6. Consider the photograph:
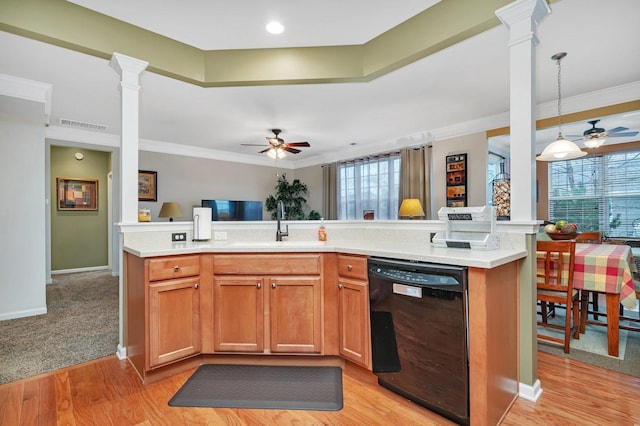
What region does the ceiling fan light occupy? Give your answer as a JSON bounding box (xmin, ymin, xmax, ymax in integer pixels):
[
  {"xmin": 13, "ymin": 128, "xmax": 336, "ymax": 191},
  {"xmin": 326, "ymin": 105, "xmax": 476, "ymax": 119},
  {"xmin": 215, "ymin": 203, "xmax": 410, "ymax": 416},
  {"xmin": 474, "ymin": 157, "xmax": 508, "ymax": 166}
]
[
  {"xmin": 583, "ymin": 137, "xmax": 606, "ymax": 149},
  {"xmin": 537, "ymin": 136, "xmax": 587, "ymax": 161},
  {"xmin": 267, "ymin": 148, "xmax": 286, "ymax": 159}
]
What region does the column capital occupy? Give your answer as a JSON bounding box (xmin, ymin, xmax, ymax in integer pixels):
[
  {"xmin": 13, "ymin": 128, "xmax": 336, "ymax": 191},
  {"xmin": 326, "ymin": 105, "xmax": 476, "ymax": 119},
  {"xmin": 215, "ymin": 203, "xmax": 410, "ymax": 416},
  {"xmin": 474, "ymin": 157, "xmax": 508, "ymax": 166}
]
[
  {"xmin": 495, "ymin": 0, "xmax": 550, "ymax": 29},
  {"xmin": 110, "ymin": 53, "xmax": 148, "ymax": 90}
]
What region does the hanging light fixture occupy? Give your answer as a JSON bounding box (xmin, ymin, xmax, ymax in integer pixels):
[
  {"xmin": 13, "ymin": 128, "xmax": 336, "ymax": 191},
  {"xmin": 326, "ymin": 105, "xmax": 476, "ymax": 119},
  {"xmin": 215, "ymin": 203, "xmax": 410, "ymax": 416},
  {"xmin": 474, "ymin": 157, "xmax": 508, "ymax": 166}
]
[{"xmin": 536, "ymin": 52, "xmax": 587, "ymax": 162}]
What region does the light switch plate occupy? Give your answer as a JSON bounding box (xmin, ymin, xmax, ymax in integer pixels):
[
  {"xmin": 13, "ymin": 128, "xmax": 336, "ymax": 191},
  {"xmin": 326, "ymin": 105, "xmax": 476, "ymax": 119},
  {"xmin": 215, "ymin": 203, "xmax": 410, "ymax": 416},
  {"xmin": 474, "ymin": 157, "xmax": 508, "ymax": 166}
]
[{"xmin": 172, "ymin": 232, "xmax": 187, "ymax": 242}]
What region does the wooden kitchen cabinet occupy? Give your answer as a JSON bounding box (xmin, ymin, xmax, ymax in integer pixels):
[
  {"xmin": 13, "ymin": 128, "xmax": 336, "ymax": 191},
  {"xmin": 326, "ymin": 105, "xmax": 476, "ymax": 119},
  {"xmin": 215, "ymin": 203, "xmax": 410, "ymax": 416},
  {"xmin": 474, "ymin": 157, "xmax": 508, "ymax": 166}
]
[
  {"xmin": 149, "ymin": 276, "xmax": 201, "ymax": 366},
  {"xmin": 213, "ymin": 276, "xmax": 264, "ymax": 352},
  {"xmin": 125, "ymin": 253, "xmax": 204, "ymax": 379},
  {"xmin": 337, "ymin": 254, "xmax": 371, "ymax": 368},
  {"xmin": 212, "ymin": 254, "xmax": 323, "ymax": 354}
]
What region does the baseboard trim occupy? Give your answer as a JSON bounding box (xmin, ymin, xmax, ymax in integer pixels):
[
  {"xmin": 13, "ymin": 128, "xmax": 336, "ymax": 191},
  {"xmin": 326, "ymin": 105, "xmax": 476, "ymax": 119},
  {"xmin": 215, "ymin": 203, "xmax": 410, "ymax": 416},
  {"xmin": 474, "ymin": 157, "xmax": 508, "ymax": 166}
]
[
  {"xmin": 51, "ymin": 266, "xmax": 110, "ymax": 275},
  {"xmin": 0, "ymin": 307, "xmax": 47, "ymax": 321},
  {"xmin": 116, "ymin": 344, "xmax": 127, "ymax": 360},
  {"xmin": 519, "ymin": 379, "xmax": 543, "ymax": 401}
]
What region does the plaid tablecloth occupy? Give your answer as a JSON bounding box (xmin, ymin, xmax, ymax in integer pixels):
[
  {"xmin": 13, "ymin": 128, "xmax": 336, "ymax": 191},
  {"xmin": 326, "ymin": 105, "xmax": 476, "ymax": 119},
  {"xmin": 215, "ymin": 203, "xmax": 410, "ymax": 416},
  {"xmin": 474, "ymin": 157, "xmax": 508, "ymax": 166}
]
[{"xmin": 574, "ymin": 243, "xmax": 637, "ymax": 310}]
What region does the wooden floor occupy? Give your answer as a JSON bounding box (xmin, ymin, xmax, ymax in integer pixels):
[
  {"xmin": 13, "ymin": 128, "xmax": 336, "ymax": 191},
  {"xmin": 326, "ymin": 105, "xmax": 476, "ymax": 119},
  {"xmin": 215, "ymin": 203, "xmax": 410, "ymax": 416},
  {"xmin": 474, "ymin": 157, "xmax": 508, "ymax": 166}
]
[{"xmin": 1, "ymin": 351, "xmax": 639, "ymax": 425}]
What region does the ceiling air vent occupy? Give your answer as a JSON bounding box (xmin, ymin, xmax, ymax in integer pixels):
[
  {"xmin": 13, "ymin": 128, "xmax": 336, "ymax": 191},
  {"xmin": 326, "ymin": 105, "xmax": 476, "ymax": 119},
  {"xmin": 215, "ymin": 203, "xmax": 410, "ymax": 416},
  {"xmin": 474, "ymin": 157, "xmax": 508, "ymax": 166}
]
[{"xmin": 60, "ymin": 118, "xmax": 108, "ymax": 132}]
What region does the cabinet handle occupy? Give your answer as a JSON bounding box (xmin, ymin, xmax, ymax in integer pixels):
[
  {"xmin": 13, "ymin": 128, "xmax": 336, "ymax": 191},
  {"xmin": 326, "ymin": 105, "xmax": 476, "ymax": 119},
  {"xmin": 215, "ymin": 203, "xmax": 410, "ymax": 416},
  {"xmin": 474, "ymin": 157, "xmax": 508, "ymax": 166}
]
[
  {"xmin": 173, "ymin": 265, "xmax": 180, "ymax": 272},
  {"xmin": 338, "ymin": 283, "xmax": 343, "ymax": 289},
  {"xmin": 194, "ymin": 283, "xmax": 199, "ymax": 289},
  {"xmin": 256, "ymin": 282, "xmax": 261, "ymax": 289},
  {"xmin": 271, "ymin": 282, "xmax": 276, "ymax": 289},
  {"xmin": 347, "ymin": 265, "xmax": 353, "ymax": 271}
]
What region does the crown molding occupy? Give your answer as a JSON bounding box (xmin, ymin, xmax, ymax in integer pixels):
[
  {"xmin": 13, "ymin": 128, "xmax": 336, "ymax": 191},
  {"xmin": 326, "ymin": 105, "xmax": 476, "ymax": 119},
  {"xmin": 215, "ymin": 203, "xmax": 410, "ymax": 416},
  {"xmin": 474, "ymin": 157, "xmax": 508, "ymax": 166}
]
[{"xmin": 0, "ymin": 73, "xmax": 52, "ymax": 125}]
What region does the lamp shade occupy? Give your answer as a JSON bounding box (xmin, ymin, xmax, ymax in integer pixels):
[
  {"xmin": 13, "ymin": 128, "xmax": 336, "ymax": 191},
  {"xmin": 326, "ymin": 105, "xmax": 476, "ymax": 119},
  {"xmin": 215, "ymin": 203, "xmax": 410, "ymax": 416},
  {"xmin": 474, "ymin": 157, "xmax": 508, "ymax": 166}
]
[
  {"xmin": 158, "ymin": 202, "xmax": 183, "ymax": 221},
  {"xmin": 536, "ymin": 136, "xmax": 587, "ymax": 162},
  {"xmin": 398, "ymin": 198, "xmax": 425, "ymax": 218}
]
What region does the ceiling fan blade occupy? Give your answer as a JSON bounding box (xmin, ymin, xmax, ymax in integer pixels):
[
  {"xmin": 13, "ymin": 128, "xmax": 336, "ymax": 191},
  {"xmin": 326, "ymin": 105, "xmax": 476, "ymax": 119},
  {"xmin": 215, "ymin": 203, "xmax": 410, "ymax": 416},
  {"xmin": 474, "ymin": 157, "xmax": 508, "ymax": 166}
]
[
  {"xmin": 607, "ymin": 126, "xmax": 630, "ymax": 134},
  {"xmin": 565, "ymin": 134, "xmax": 584, "ymax": 139},
  {"xmin": 259, "ymin": 148, "xmax": 273, "ymax": 154},
  {"xmin": 607, "ymin": 131, "xmax": 639, "ymax": 137},
  {"xmin": 286, "ymin": 142, "xmax": 310, "ymax": 147},
  {"xmin": 242, "ymin": 143, "xmax": 269, "ymax": 147},
  {"xmin": 283, "ymin": 146, "xmax": 301, "ymax": 154}
]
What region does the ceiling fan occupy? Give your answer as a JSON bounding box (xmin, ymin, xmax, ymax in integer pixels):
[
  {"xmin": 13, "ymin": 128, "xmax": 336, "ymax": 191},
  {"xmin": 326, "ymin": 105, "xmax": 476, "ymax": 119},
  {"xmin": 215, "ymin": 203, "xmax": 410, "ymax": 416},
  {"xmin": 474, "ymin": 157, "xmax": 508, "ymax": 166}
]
[
  {"xmin": 242, "ymin": 129, "xmax": 311, "ymax": 155},
  {"xmin": 568, "ymin": 119, "xmax": 639, "ymax": 148}
]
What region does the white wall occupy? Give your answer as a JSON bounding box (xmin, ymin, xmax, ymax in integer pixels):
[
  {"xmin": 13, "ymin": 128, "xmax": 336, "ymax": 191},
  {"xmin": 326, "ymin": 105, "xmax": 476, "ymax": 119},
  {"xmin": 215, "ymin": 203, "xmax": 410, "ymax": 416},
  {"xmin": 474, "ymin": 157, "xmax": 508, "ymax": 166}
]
[
  {"xmin": 0, "ymin": 96, "xmax": 47, "ymax": 320},
  {"xmin": 431, "ymin": 132, "xmax": 489, "ymax": 216}
]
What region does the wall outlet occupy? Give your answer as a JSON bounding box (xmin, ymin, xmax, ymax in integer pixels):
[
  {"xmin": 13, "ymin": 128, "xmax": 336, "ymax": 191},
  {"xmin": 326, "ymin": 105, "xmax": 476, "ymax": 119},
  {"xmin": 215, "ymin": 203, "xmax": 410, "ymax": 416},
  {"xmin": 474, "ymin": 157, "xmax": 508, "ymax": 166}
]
[
  {"xmin": 214, "ymin": 231, "xmax": 227, "ymax": 241},
  {"xmin": 172, "ymin": 232, "xmax": 187, "ymax": 242}
]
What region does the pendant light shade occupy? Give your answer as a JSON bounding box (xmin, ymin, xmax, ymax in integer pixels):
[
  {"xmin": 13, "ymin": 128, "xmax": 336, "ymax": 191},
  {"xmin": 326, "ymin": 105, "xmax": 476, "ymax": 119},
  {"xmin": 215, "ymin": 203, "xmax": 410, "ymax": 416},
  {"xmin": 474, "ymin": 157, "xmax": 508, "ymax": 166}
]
[
  {"xmin": 536, "ymin": 52, "xmax": 586, "ymax": 162},
  {"xmin": 537, "ymin": 135, "xmax": 587, "ymax": 161}
]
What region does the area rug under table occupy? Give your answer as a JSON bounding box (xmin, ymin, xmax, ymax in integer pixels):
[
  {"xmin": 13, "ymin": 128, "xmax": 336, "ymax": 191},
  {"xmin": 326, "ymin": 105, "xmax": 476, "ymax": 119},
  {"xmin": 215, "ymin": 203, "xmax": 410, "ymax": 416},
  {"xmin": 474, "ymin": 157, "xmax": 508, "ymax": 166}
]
[{"xmin": 169, "ymin": 364, "xmax": 343, "ymax": 411}]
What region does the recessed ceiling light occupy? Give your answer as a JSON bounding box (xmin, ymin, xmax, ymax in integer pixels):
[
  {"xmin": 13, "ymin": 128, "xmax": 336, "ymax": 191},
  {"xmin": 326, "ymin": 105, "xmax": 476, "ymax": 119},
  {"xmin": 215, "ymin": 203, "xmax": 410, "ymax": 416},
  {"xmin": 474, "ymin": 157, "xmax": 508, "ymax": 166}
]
[{"xmin": 266, "ymin": 21, "xmax": 284, "ymax": 35}]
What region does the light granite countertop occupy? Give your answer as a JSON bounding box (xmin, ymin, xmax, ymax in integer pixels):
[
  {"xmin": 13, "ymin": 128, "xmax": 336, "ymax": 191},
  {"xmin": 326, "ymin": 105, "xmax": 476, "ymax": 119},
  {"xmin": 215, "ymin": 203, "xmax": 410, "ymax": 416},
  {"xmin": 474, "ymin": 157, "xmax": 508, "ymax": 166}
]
[{"xmin": 123, "ymin": 239, "xmax": 527, "ymax": 269}]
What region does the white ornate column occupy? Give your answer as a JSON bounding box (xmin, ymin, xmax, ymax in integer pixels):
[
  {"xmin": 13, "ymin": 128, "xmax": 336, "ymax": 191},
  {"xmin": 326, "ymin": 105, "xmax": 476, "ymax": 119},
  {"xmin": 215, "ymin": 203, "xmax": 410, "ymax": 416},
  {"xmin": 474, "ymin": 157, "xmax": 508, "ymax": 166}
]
[
  {"xmin": 110, "ymin": 52, "xmax": 148, "ymax": 360},
  {"xmin": 110, "ymin": 53, "xmax": 148, "ymax": 223},
  {"xmin": 496, "ymin": 0, "xmax": 550, "ymax": 403},
  {"xmin": 496, "ymin": 0, "xmax": 549, "ymax": 222}
]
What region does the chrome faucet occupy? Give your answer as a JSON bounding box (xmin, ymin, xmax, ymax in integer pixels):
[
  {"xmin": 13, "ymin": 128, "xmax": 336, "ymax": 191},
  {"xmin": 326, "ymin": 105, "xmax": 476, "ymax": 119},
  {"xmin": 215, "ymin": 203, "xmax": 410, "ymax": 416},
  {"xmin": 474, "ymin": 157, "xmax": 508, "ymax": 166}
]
[{"xmin": 276, "ymin": 200, "xmax": 289, "ymax": 241}]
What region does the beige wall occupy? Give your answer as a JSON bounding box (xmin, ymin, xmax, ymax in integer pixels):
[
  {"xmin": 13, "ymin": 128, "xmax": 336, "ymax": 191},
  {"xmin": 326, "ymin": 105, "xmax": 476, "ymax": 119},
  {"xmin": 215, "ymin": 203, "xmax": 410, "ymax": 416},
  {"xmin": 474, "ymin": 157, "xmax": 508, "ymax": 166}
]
[
  {"xmin": 292, "ymin": 165, "xmax": 323, "ymax": 216},
  {"xmin": 430, "ymin": 132, "xmax": 488, "ymax": 216},
  {"xmin": 139, "ymin": 151, "xmax": 289, "ymax": 221},
  {"xmin": 50, "ymin": 146, "xmax": 110, "ymax": 270}
]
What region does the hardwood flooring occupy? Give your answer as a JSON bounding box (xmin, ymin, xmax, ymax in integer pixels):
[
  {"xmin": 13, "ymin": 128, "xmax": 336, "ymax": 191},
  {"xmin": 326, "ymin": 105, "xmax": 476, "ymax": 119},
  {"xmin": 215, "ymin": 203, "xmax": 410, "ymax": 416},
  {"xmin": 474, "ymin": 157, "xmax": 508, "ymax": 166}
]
[{"xmin": 1, "ymin": 351, "xmax": 639, "ymax": 425}]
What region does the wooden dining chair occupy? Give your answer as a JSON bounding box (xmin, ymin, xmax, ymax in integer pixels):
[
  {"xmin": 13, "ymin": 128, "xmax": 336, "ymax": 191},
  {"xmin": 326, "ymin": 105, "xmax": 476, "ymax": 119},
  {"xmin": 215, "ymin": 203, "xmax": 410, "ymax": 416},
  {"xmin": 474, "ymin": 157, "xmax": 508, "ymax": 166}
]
[
  {"xmin": 575, "ymin": 232, "xmax": 603, "ymax": 319},
  {"xmin": 536, "ymin": 240, "xmax": 584, "ymax": 353}
]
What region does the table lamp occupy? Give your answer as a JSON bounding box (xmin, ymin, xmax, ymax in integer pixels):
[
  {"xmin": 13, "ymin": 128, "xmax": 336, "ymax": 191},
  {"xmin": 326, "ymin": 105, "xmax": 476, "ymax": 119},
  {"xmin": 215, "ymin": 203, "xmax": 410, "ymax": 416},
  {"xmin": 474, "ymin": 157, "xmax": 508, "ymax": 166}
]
[
  {"xmin": 158, "ymin": 202, "xmax": 183, "ymax": 222},
  {"xmin": 398, "ymin": 198, "xmax": 425, "ymax": 219}
]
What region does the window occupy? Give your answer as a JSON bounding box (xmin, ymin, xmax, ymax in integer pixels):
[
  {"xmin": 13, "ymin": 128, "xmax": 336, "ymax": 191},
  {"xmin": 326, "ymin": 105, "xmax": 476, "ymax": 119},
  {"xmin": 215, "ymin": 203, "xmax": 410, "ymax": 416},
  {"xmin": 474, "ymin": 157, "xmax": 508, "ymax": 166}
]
[
  {"xmin": 337, "ymin": 154, "xmax": 401, "ymax": 220},
  {"xmin": 548, "ymin": 149, "xmax": 640, "ymax": 237}
]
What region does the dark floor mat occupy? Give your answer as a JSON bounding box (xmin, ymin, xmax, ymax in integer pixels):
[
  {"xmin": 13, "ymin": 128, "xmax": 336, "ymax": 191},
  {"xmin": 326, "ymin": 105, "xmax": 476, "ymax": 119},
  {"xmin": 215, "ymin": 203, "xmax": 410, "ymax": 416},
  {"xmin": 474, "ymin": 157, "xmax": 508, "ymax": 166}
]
[{"xmin": 169, "ymin": 364, "xmax": 343, "ymax": 411}]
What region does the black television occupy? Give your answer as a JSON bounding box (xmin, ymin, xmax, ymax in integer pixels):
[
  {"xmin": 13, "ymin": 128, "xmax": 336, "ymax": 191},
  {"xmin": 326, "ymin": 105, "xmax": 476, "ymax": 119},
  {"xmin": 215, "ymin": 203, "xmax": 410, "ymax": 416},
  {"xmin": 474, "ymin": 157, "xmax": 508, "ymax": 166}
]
[{"xmin": 201, "ymin": 200, "xmax": 263, "ymax": 221}]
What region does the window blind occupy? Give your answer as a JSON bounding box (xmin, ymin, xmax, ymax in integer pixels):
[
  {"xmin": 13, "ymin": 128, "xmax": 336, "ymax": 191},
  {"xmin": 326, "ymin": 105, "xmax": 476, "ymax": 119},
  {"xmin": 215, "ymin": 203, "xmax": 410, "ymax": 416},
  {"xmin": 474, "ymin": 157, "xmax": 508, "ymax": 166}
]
[
  {"xmin": 548, "ymin": 149, "xmax": 640, "ymax": 237},
  {"xmin": 337, "ymin": 154, "xmax": 401, "ymax": 220}
]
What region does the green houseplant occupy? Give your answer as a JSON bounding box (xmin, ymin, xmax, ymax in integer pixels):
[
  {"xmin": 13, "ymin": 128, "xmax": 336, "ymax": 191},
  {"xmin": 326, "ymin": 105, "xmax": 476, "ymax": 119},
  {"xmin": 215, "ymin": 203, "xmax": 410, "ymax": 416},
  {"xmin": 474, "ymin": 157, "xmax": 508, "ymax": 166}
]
[{"xmin": 265, "ymin": 173, "xmax": 320, "ymax": 220}]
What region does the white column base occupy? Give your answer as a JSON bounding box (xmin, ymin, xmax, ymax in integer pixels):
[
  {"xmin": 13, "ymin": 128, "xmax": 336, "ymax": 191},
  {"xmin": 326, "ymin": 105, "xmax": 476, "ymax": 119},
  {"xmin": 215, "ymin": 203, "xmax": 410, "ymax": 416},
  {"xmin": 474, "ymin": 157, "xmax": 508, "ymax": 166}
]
[
  {"xmin": 116, "ymin": 344, "xmax": 127, "ymax": 360},
  {"xmin": 519, "ymin": 379, "xmax": 543, "ymax": 401}
]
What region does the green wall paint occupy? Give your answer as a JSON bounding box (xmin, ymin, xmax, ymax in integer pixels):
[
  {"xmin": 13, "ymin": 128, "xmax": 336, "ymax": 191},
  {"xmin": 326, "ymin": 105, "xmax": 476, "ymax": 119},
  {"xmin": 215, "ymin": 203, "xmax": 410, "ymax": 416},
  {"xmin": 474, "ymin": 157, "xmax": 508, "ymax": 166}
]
[
  {"xmin": 50, "ymin": 146, "xmax": 109, "ymax": 270},
  {"xmin": 0, "ymin": 0, "xmax": 512, "ymax": 87}
]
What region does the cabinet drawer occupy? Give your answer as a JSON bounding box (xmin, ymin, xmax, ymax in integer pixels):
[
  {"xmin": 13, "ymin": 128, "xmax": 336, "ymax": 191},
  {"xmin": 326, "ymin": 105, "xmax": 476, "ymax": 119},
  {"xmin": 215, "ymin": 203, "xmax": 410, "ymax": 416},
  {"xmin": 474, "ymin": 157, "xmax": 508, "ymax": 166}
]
[
  {"xmin": 337, "ymin": 254, "xmax": 368, "ymax": 280},
  {"xmin": 213, "ymin": 254, "xmax": 321, "ymax": 275},
  {"xmin": 148, "ymin": 255, "xmax": 200, "ymax": 281}
]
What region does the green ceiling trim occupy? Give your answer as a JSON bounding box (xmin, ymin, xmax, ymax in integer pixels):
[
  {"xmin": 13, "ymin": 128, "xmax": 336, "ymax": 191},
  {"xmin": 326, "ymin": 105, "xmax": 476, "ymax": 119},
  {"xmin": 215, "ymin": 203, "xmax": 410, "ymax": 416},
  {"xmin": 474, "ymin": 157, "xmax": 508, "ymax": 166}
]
[{"xmin": 1, "ymin": 0, "xmax": 512, "ymax": 87}]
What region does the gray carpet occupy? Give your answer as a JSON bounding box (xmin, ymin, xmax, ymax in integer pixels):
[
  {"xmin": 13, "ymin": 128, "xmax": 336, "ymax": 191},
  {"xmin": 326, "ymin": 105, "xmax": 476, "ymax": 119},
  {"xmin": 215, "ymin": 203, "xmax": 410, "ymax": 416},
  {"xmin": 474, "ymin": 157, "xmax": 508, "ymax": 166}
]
[
  {"xmin": 0, "ymin": 270, "xmax": 118, "ymax": 384},
  {"xmin": 169, "ymin": 364, "xmax": 343, "ymax": 411},
  {"xmin": 537, "ymin": 307, "xmax": 640, "ymax": 377}
]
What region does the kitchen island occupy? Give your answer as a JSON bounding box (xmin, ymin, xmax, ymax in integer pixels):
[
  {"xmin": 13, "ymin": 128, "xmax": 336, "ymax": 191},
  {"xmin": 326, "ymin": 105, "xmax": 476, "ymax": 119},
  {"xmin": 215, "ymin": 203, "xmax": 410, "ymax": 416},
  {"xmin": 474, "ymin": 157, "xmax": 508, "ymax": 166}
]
[{"xmin": 124, "ymin": 233, "xmax": 526, "ymax": 426}]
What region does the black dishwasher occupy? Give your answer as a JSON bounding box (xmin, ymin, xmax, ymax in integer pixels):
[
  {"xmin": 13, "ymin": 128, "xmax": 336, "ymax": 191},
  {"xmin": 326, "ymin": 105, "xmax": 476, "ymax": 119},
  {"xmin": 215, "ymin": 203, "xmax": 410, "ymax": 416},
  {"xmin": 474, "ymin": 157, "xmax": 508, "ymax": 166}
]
[{"xmin": 368, "ymin": 257, "xmax": 469, "ymax": 425}]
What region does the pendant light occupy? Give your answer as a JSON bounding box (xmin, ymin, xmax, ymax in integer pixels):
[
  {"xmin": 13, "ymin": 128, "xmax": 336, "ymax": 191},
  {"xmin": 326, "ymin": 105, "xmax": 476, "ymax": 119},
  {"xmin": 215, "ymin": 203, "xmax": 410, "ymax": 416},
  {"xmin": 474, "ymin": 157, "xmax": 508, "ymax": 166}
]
[{"xmin": 536, "ymin": 52, "xmax": 587, "ymax": 162}]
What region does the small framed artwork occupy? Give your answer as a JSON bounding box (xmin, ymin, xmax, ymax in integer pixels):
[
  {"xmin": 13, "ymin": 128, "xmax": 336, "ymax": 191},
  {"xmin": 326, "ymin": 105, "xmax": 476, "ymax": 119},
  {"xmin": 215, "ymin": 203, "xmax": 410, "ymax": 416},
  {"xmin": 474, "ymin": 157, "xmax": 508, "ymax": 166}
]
[
  {"xmin": 138, "ymin": 170, "xmax": 157, "ymax": 201},
  {"xmin": 57, "ymin": 177, "xmax": 98, "ymax": 211}
]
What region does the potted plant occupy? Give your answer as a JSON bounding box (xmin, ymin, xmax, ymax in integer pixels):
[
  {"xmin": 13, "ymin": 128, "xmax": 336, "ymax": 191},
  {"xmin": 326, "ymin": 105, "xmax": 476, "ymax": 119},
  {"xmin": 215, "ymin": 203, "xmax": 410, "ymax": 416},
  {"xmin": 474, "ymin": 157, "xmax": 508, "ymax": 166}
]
[{"xmin": 265, "ymin": 173, "xmax": 320, "ymax": 220}]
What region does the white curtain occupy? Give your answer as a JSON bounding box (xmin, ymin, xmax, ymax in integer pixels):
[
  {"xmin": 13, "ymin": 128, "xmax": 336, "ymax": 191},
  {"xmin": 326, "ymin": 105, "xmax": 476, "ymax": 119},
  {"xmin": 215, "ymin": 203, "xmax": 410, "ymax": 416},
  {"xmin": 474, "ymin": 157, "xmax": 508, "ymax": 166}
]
[{"xmin": 321, "ymin": 163, "xmax": 338, "ymax": 220}]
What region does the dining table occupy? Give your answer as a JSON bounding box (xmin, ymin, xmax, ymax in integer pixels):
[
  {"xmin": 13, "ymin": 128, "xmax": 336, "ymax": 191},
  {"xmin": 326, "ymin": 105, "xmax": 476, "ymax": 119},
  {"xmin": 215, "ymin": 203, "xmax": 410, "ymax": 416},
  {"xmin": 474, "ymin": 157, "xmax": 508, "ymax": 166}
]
[{"xmin": 573, "ymin": 243, "xmax": 637, "ymax": 357}]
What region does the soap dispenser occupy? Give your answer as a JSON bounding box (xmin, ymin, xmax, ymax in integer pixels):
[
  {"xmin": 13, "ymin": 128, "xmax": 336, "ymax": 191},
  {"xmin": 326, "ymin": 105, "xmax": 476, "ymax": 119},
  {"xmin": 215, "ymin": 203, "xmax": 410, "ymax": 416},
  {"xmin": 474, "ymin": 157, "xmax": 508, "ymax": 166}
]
[{"xmin": 318, "ymin": 218, "xmax": 327, "ymax": 242}]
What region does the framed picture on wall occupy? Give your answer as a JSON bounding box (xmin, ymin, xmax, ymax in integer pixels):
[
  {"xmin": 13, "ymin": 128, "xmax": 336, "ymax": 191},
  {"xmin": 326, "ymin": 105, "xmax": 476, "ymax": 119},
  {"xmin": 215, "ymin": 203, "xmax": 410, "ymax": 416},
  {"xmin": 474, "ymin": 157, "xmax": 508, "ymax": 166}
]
[
  {"xmin": 138, "ymin": 170, "xmax": 157, "ymax": 201},
  {"xmin": 57, "ymin": 177, "xmax": 98, "ymax": 211},
  {"xmin": 445, "ymin": 154, "xmax": 467, "ymax": 207}
]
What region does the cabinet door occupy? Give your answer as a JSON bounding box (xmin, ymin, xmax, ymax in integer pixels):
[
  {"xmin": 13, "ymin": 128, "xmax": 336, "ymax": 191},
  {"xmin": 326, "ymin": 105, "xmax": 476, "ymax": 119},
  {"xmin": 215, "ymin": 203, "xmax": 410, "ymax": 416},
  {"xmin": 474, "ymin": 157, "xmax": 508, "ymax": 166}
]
[
  {"xmin": 269, "ymin": 276, "xmax": 322, "ymax": 353},
  {"xmin": 338, "ymin": 278, "xmax": 370, "ymax": 368},
  {"xmin": 213, "ymin": 276, "xmax": 264, "ymax": 352},
  {"xmin": 148, "ymin": 277, "xmax": 201, "ymax": 367}
]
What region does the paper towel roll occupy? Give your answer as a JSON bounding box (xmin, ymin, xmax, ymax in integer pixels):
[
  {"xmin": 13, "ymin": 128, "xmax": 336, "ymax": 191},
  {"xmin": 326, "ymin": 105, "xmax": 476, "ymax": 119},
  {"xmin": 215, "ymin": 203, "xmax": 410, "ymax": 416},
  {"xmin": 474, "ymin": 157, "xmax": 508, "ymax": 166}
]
[{"xmin": 192, "ymin": 207, "xmax": 212, "ymax": 241}]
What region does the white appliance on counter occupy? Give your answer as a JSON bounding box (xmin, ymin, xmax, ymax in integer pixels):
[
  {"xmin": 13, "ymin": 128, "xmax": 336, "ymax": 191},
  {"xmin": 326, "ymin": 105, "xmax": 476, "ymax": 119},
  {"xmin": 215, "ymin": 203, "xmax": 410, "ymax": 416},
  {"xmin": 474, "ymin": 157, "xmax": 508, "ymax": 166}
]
[
  {"xmin": 432, "ymin": 206, "xmax": 499, "ymax": 250},
  {"xmin": 192, "ymin": 207, "xmax": 212, "ymax": 241}
]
